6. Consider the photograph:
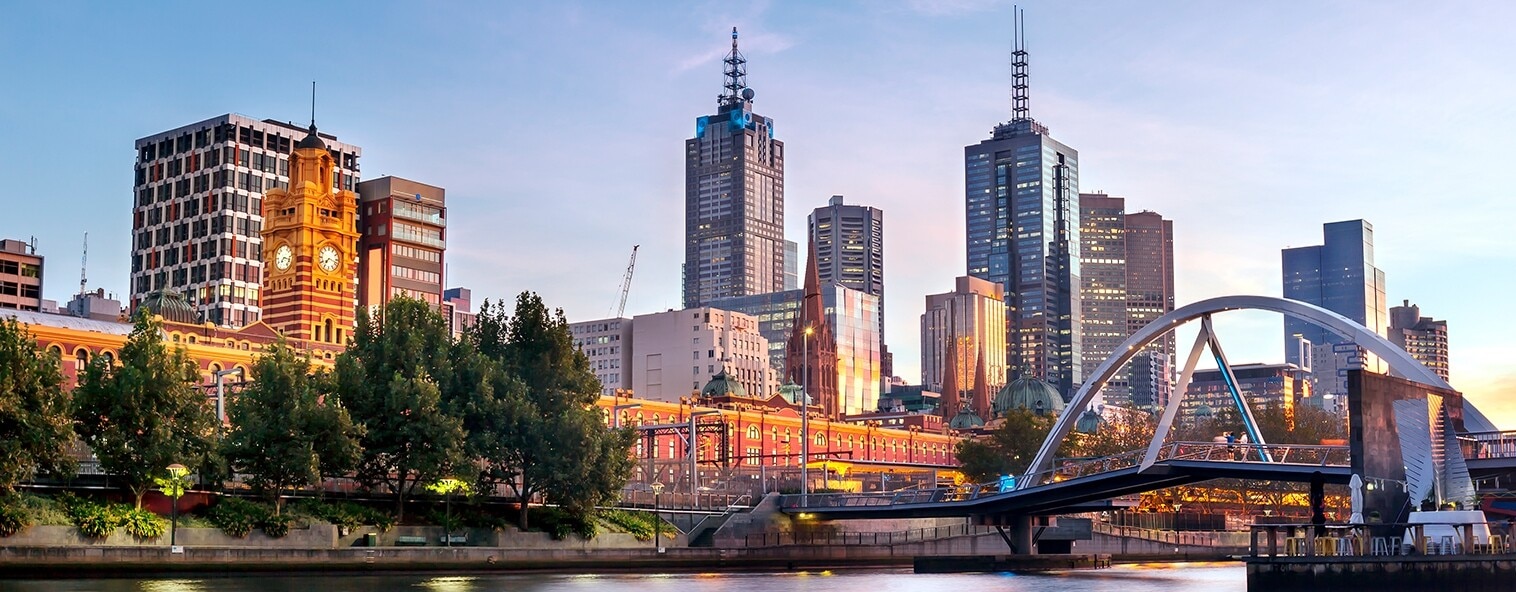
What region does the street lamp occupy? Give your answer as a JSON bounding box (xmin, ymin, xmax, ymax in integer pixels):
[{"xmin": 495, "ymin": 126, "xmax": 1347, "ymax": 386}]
[
  {"xmin": 650, "ymin": 481, "xmax": 665, "ymax": 554},
  {"xmin": 801, "ymin": 324, "xmax": 814, "ymax": 508},
  {"xmin": 213, "ymin": 367, "xmax": 243, "ymax": 424},
  {"xmin": 164, "ymin": 463, "xmax": 188, "ymax": 548}
]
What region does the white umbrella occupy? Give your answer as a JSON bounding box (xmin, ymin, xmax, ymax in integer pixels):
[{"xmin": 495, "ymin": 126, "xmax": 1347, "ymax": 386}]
[{"xmin": 1349, "ymin": 474, "xmax": 1365, "ymax": 524}]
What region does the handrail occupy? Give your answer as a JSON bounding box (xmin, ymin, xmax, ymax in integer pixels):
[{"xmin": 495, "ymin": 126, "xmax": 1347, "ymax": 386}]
[{"xmin": 1249, "ymin": 521, "xmax": 1516, "ymax": 558}]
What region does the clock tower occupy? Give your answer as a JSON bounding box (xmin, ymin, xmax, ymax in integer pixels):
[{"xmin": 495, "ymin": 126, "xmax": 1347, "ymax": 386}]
[{"xmin": 260, "ymin": 123, "xmax": 360, "ymax": 345}]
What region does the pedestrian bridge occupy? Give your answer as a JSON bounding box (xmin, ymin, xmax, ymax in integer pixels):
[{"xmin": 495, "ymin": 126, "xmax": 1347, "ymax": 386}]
[{"xmin": 780, "ymin": 441, "xmax": 1350, "ymax": 519}]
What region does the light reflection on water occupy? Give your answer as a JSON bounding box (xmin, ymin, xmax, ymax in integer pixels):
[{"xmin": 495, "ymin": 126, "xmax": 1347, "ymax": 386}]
[{"xmin": 0, "ymin": 563, "xmax": 1244, "ymax": 592}]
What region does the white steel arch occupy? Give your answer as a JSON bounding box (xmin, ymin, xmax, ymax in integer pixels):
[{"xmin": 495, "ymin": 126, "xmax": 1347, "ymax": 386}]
[{"xmin": 1021, "ymin": 295, "xmax": 1493, "ymax": 488}]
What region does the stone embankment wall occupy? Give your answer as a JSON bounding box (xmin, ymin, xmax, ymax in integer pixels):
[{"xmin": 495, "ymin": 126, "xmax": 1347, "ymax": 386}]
[{"xmin": 1, "ymin": 525, "xmax": 683, "ymax": 550}]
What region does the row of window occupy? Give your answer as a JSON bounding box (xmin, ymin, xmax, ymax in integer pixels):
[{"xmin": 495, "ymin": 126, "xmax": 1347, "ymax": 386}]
[{"xmin": 0, "ymin": 261, "xmax": 40, "ymax": 278}]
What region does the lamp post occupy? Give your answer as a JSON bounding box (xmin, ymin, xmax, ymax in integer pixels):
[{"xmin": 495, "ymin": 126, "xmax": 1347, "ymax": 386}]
[
  {"xmin": 165, "ymin": 463, "xmax": 188, "ymax": 548},
  {"xmin": 801, "ymin": 324, "xmax": 814, "ymax": 508},
  {"xmin": 213, "ymin": 367, "xmax": 243, "ymax": 425},
  {"xmin": 650, "ymin": 481, "xmax": 665, "ymax": 553}
]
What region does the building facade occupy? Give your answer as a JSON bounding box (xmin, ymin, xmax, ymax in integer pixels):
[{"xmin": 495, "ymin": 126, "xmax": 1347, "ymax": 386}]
[
  {"xmin": 356, "ymin": 176, "xmax": 446, "ymax": 311},
  {"xmin": 441, "ymin": 287, "xmax": 477, "ymax": 339},
  {"xmin": 1389, "ymin": 300, "xmax": 1449, "ymax": 383},
  {"xmin": 569, "ymin": 317, "xmax": 634, "ymax": 397},
  {"xmin": 920, "ymin": 276, "xmax": 1008, "ymax": 402},
  {"xmin": 709, "ymin": 283, "xmax": 882, "ymax": 417},
  {"xmin": 629, "ymin": 307, "xmax": 773, "ymax": 402},
  {"xmin": 809, "ymin": 195, "xmax": 884, "ymax": 314},
  {"xmin": 259, "ymin": 123, "xmax": 361, "ymax": 345},
  {"xmin": 1282, "ymin": 219, "xmax": 1388, "ymax": 401},
  {"xmin": 1123, "ymin": 209, "xmax": 1175, "ymax": 409},
  {"xmin": 683, "ymin": 29, "xmax": 785, "ymax": 308},
  {"xmin": 131, "ymin": 114, "xmax": 361, "ymax": 327},
  {"xmin": 0, "ymin": 239, "xmax": 43, "ymax": 312},
  {"xmin": 1180, "ymin": 363, "xmax": 1311, "ymax": 425}
]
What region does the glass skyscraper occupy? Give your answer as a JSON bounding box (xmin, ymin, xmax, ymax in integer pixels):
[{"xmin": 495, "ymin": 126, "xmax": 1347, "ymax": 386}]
[
  {"xmin": 965, "ymin": 118, "xmax": 1082, "ymax": 399},
  {"xmin": 1282, "ymin": 219, "xmax": 1388, "ymax": 404}
]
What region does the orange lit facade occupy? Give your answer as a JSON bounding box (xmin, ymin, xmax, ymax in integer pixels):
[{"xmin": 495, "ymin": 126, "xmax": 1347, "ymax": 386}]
[{"xmin": 597, "ymin": 395, "xmax": 960, "ymax": 468}]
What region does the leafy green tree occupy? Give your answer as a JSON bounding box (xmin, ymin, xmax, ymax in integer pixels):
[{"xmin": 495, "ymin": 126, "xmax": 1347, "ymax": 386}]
[
  {"xmin": 222, "ymin": 340, "xmax": 363, "ymax": 514},
  {"xmin": 461, "ymin": 293, "xmax": 636, "ymax": 529},
  {"xmin": 1070, "ymin": 409, "xmax": 1158, "ymax": 458},
  {"xmin": 955, "ymin": 408, "xmax": 1060, "ymax": 483},
  {"xmin": 73, "ymin": 313, "xmax": 216, "ymax": 508},
  {"xmin": 0, "ymin": 318, "xmax": 77, "ymax": 492},
  {"xmin": 1176, "ymin": 403, "xmax": 1345, "ymax": 446},
  {"xmin": 335, "ymin": 297, "xmax": 468, "ymax": 518}
]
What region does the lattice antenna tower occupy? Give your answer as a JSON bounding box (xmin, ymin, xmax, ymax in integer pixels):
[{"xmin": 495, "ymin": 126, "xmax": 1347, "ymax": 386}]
[
  {"xmin": 720, "ymin": 27, "xmax": 748, "ymax": 105},
  {"xmin": 1011, "ymin": 6, "xmax": 1030, "ymax": 122}
]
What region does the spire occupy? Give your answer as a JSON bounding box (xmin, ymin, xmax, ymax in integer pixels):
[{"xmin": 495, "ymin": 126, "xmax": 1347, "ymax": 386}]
[
  {"xmin": 1011, "ymin": 5, "xmax": 1030, "ymax": 122},
  {"xmin": 785, "ymin": 236, "xmax": 837, "ymax": 417},
  {"xmin": 940, "ymin": 339, "xmax": 961, "ymax": 420},
  {"xmin": 972, "ymin": 347, "xmax": 991, "ymax": 419},
  {"xmin": 721, "ymin": 27, "xmax": 750, "ymax": 106}
]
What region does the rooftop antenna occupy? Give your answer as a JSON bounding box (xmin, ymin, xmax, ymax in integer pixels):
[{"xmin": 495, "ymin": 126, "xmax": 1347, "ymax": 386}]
[
  {"xmin": 720, "ymin": 27, "xmax": 749, "ymax": 106},
  {"xmin": 310, "ymin": 81, "xmax": 317, "ymax": 128},
  {"xmin": 1011, "ymin": 5, "xmax": 1030, "ymax": 122},
  {"xmin": 79, "ymin": 232, "xmax": 88, "ymax": 297}
]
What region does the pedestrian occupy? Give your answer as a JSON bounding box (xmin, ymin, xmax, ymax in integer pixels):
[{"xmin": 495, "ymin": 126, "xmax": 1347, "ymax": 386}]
[{"xmin": 1225, "ymin": 432, "xmax": 1236, "ymax": 460}]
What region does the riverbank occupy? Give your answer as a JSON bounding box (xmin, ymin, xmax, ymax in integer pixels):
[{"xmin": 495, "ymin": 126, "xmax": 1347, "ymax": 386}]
[{"xmin": 0, "ymin": 545, "xmax": 1226, "ymax": 578}]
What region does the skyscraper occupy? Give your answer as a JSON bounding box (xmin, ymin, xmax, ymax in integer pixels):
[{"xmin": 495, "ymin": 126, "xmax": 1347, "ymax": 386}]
[
  {"xmin": 683, "ymin": 28, "xmax": 785, "ymax": 308},
  {"xmin": 964, "ymin": 10, "xmax": 1081, "ymax": 398},
  {"xmin": 1389, "ymin": 300, "xmax": 1449, "ymax": 383},
  {"xmin": 809, "ymin": 195, "xmax": 884, "ymax": 307},
  {"xmin": 1282, "ymin": 219, "xmax": 1388, "ymax": 402},
  {"xmin": 131, "ymin": 114, "xmax": 361, "ymax": 327},
  {"xmin": 1082, "ymin": 194, "xmax": 1177, "ymax": 409},
  {"xmin": 355, "ymin": 176, "xmax": 447, "ymax": 311},
  {"xmin": 920, "ymin": 276, "xmax": 1008, "ymax": 404}
]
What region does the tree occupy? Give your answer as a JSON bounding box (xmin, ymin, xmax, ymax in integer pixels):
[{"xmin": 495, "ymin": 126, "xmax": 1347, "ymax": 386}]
[
  {"xmin": 72, "ymin": 313, "xmax": 216, "ymax": 508},
  {"xmin": 334, "ymin": 298, "xmax": 468, "ymax": 518},
  {"xmin": 222, "ymin": 340, "xmax": 362, "ymax": 514},
  {"xmin": 1070, "ymin": 409, "xmax": 1158, "ymax": 458},
  {"xmin": 461, "ymin": 293, "xmax": 636, "ymax": 529},
  {"xmin": 955, "ymin": 409, "xmax": 1059, "ymax": 483},
  {"xmin": 1175, "ymin": 404, "xmax": 1345, "ymax": 446},
  {"xmin": 0, "ymin": 318, "xmax": 77, "ymax": 493}
]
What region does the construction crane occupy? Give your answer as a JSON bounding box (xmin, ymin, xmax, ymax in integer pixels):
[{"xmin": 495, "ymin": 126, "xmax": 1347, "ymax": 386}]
[{"xmin": 614, "ymin": 245, "xmax": 639, "ymax": 318}]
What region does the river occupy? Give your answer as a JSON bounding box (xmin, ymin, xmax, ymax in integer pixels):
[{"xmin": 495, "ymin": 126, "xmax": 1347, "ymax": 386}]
[{"xmin": 0, "ymin": 563, "xmax": 1244, "ymax": 592}]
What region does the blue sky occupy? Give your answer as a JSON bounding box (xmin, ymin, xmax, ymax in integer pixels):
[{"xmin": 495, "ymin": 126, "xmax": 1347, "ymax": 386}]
[{"xmin": 3, "ymin": 1, "xmax": 1513, "ymax": 422}]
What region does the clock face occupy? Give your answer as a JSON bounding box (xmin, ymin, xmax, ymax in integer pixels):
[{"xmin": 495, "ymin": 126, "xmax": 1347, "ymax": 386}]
[
  {"xmin": 318, "ymin": 246, "xmax": 341, "ymax": 272},
  {"xmin": 274, "ymin": 245, "xmax": 293, "ymax": 271}
]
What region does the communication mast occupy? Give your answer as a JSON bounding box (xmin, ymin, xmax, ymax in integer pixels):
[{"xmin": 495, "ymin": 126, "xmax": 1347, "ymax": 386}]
[{"xmin": 79, "ymin": 232, "xmax": 88, "ymax": 297}]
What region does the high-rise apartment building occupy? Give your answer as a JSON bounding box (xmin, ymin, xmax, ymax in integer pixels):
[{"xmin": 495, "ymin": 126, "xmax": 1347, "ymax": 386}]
[
  {"xmin": 920, "ymin": 276, "xmax": 1008, "ymax": 404},
  {"xmin": 356, "ymin": 176, "xmax": 446, "ymax": 311},
  {"xmin": 964, "ymin": 14, "xmax": 1081, "ymax": 398},
  {"xmin": 442, "ymin": 287, "xmax": 477, "ymax": 339},
  {"xmin": 1389, "ymin": 300, "xmax": 1449, "ymax": 383},
  {"xmin": 1282, "ymin": 220, "xmax": 1388, "ymax": 399},
  {"xmin": 1079, "ymin": 193, "xmax": 1176, "ymax": 409},
  {"xmin": 629, "ymin": 307, "xmax": 772, "ymax": 402},
  {"xmin": 569, "ymin": 317, "xmax": 633, "ymax": 397},
  {"xmin": 131, "ymin": 114, "xmax": 361, "ymax": 327},
  {"xmin": 683, "ymin": 29, "xmax": 785, "ymax": 308},
  {"xmin": 0, "ymin": 239, "xmax": 43, "ymax": 312}
]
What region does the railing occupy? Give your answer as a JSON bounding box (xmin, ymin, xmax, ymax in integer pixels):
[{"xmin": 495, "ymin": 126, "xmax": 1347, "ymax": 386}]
[
  {"xmin": 743, "ymin": 523, "xmax": 995, "ymax": 547},
  {"xmin": 688, "ymin": 494, "xmax": 752, "ymax": 537},
  {"xmin": 1460, "ymin": 430, "xmax": 1516, "ymax": 460},
  {"xmin": 780, "ymin": 442, "xmax": 1350, "ymax": 510},
  {"xmin": 616, "ymin": 489, "xmax": 753, "ymax": 513},
  {"xmin": 1249, "ymin": 522, "xmax": 1516, "ymax": 558},
  {"xmin": 1093, "ymin": 522, "xmax": 1252, "ymax": 548}
]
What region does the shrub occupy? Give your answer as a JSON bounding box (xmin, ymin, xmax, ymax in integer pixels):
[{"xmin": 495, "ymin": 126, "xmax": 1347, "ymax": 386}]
[
  {"xmin": 260, "ymin": 515, "xmax": 292, "ymax": 538},
  {"xmin": 207, "ymin": 498, "xmax": 268, "ymax": 538},
  {"xmin": 597, "ymin": 509, "xmax": 673, "ymax": 541},
  {"xmin": 74, "ymin": 507, "xmax": 119, "ymax": 539},
  {"xmin": 528, "ymin": 507, "xmax": 595, "ymax": 540},
  {"xmin": 121, "ymin": 509, "xmax": 166, "ymax": 539},
  {"xmin": 18, "ymin": 493, "xmax": 70, "ymax": 526},
  {"xmin": 0, "ymin": 495, "xmax": 30, "ymax": 537},
  {"xmin": 290, "ymin": 500, "xmax": 393, "ymax": 531}
]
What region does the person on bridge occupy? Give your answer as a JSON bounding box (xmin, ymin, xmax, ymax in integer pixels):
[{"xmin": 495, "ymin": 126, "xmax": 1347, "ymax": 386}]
[{"xmin": 1225, "ymin": 432, "xmax": 1237, "ymax": 460}]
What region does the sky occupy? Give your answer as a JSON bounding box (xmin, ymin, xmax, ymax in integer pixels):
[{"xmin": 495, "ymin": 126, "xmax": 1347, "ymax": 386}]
[{"xmin": 2, "ymin": 1, "xmax": 1514, "ymax": 423}]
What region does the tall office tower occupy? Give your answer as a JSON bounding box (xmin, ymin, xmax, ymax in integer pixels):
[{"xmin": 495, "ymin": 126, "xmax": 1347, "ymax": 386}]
[
  {"xmin": 783, "ymin": 240, "xmax": 799, "ymax": 291},
  {"xmin": 683, "ymin": 28, "xmax": 785, "ymax": 308},
  {"xmin": 1389, "ymin": 300, "xmax": 1449, "ymax": 382},
  {"xmin": 259, "ymin": 122, "xmax": 361, "ymax": 345},
  {"xmin": 356, "ymin": 176, "xmax": 446, "ymax": 311},
  {"xmin": 1123, "ymin": 209, "xmax": 1175, "ymax": 409},
  {"xmin": 1282, "ymin": 220, "xmax": 1388, "ymax": 400},
  {"xmin": 809, "ymin": 194, "xmax": 886, "ymax": 393},
  {"xmin": 920, "ymin": 276, "xmax": 1008, "ymax": 401},
  {"xmin": 1078, "ymin": 194, "xmax": 1128, "ymax": 404},
  {"xmin": 132, "ymin": 114, "xmax": 361, "ymax": 327},
  {"xmin": 0, "ymin": 239, "xmax": 43, "ymax": 312},
  {"xmin": 964, "ymin": 10, "xmax": 1081, "ymax": 398}
]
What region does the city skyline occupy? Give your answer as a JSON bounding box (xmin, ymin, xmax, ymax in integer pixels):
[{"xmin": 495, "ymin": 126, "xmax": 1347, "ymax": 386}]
[{"xmin": 2, "ymin": 2, "xmax": 1513, "ymax": 424}]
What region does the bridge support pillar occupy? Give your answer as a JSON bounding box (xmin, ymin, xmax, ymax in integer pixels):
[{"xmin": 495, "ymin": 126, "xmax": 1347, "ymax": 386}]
[{"xmin": 1006, "ymin": 515, "xmax": 1035, "ymax": 555}]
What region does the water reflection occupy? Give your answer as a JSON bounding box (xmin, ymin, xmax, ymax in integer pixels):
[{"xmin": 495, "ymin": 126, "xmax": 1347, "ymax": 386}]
[{"xmin": 0, "ymin": 563, "xmax": 1244, "ymax": 592}]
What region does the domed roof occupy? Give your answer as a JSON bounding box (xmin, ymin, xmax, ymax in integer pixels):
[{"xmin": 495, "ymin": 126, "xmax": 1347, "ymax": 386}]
[
  {"xmin": 948, "ymin": 407, "xmax": 985, "ymax": 430},
  {"xmin": 700, "ymin": 367, "xmax": 747, "ymax": 398},
  {"xmin": 137, "ymin": 289, "xmax": 198, "ymax": 324},
  {"xmin": 296, "ymin": 123, "xmax": 327, "ymax": 150},
  {"xmin": 994, "ymin": 376, "xmax": 1065, "ymax": 417},
  {"xmin": 1194, "ymin": 403, "xmax": 1214, "ymax": 418},
  {"xmin": 1075, "ymin": 409, "xmax": 1103, "ymax": 434}
]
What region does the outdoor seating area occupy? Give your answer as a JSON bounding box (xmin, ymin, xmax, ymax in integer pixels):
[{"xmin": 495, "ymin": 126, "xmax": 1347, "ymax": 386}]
[{"xmin": 1251, "ymin": 522, "xmax": 1516, "ymax": 558}]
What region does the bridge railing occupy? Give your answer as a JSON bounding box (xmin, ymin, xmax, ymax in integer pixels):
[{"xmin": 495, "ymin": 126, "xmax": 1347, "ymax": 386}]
[{"xmin": 743, "ymin": 523, "xmax": 996, "ymax": 547}]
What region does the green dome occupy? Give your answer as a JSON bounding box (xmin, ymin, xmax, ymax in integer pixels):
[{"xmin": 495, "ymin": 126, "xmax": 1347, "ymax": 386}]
[
  {"xmin": 948, "ymin": 407, "xmax": 985, "ymax": 430},
  {"xmin": 1075, "ymin": 409, "xmax": 1102, "ymax": 434},
  {"xmin": 138, "ymin": 289, "xmax": 198, "ymax": 324},
  {"xmin": 1194, "ymin": 403, "xmax": 1214, "ymax": 418},
  {"xmin": 994, "ymin": 376, "xmax": 1065, "ymax": 417},
  {"xmin": 701, "ymin": 368, "xmax": 747, "ymax": 398}
]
